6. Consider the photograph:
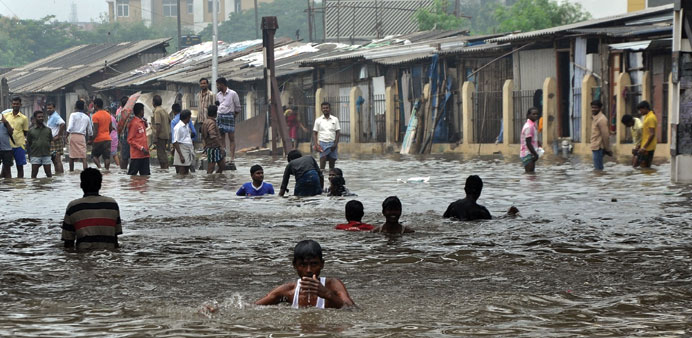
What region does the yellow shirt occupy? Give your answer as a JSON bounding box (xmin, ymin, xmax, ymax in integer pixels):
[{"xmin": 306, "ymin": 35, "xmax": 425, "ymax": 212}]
[
  {"xmin": 641, "ymin": 111, "xmax": 657, "ymax": 152},
  {"xmin": 631, "ymin": 117, "xmax": 643, "ymax": 147},
  {"xmin": 3, "ymin": 111, "xmax": 29, "ymax": 149}
]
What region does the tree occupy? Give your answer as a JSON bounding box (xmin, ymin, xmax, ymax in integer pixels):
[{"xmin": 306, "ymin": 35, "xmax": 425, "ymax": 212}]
[
  {"xmin": 414, "ymin": 0, "xmax": 468, "ymax": 31},
  {"xmin": 459, "ymin": 0, "xmax": 503, "ymax": 35},
  {"xmin": 199, "ymin": 0, "xmax": 324, "ymax": 43},
  {"xmin": 494, "ymin": 0, "xmax": 591, "ymax": 33}
]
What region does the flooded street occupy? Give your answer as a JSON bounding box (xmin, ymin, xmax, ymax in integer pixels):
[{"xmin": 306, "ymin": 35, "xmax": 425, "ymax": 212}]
[{"xmin": 1, "ymin": 154, "xmax": 691, "ymax": 337}]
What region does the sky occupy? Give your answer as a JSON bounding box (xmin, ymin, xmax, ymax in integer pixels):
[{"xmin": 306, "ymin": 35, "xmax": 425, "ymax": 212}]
[{"xmin": 0, "ymin": 0, "xmax": 629, "ymax": 22}]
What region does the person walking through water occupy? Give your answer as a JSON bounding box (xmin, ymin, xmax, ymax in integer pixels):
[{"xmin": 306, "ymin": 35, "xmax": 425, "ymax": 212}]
[
  {"xmin": 26, "ymin": 110, "xmax": 53, "ymax": 178},
  {"xmin": 67, "ymin": 100, "xmax": 93, "ymax": 172},
  {"xmin": 313, "ymin": 102, "xmax": 340, "ymax": 171},
  {"xmin": 126, "ymin": 103, "xmax": 150, "ymax": 176},
  {"xmin": 636, "ymin": 100, "xmax": 657, "ymax": 168},
  {"xmin": 3, "ymin": 97, "xmax": 29, "ymax": 178},
  {"xmin": 172, "ymin": 110, "xmax": 195, "ymax": 175},
  {"xmin": 215, "ymin": 77, "xmax": 241, "ymax": 170},
  {"xmin": 590, "ymin": 100, "xmax": 613, "ymax": 171},
  {"xmin": 279, "ymin": 150, "xmax": 323, "ymax": 197},
  {"xmin": 115, "ymin": 96, "xmax": 130, "ymax": 170},
  {"xmin": 151, "ymin": 95, "xmax": 171, "ymax": 169},
  {"xmin": 90, "ymin": 98, "xmax": 114, "ymax": 170},
  {"xmin": 520, "ymin": 107, "xmax": 540, "ymax": 173},
  {"xmin": 45, "ymin": 102, "xmax": 65, "ymax": 174}
]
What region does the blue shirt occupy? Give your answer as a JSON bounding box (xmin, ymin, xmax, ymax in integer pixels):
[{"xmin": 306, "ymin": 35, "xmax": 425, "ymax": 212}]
[
  {"xmin": 236, "ymin": 182, "xmax": 275, "ymax": 196},
  {"xmin": 0, "ymin": 121, "xmax": 11, "ymax": 151},
  {"xmin": 171, "ymin": 114, "xmax": 197, "ymax": 141}
]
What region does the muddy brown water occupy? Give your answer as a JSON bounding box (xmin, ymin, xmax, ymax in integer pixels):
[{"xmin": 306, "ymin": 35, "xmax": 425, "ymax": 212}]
[{"xmin": 1, "ymin": 154, "xmax": 691, "ymax": 337}]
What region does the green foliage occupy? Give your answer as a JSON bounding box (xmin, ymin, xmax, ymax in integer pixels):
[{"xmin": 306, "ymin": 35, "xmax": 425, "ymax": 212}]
[
  {"xmin": 414, "ymin": 0, "xmax": 468, "ymax": 31},
  {"xmin": 494, "ymin": 0, "xmax": 592, "ymax": 33},
  {"xmin": 199, "ymin": 0, "xmax": 324, "ymax": 43},
  {"xmin": 459, "ymin": 0, "xmax": 503, "ymax": 35}
]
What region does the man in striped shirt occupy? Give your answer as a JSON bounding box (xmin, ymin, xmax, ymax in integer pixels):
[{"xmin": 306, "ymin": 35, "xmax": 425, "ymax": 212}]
[{"xmin": 61, "ymin": 168, "xmax": 122, "ymax": 250}]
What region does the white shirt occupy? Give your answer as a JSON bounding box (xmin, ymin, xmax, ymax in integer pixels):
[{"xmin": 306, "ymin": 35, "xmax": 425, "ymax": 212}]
[
  {"xmin": 313, "ymin": 115, "xmax": 340, "ymax": 142},
  {"xmin": 46, "ymin": 111, "xmax": 65, "ymax": 137},
  {"xmin": 173, "ymin": 120, "xmax": 193, "ymax": 145},
  {"xmin": 216, "ymin": 88, "xmax": 241, "ymax": 115},
  {"xmin": 67, "ymin": 111, "xmax": 93, "ymax": 137}
]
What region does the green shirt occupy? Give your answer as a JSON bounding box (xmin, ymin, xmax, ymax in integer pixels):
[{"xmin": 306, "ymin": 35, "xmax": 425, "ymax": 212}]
[{"xmin": 27, "ymin": 125, "xmax": 53, "ymax": 157}]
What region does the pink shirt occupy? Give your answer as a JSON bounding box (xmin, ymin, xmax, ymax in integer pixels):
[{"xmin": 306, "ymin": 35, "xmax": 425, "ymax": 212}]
[{"xmin": 520, "ymin": 119, "xmax": 538, "ymax": 158}]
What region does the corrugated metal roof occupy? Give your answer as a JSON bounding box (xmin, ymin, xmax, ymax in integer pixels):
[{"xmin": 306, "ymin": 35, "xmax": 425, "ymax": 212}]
[
  {"xmin": 568, "ymin": 24, "xmax": 672, "ymax": 38},
  {"xmin": 487, "ymin": 4, "xmax": 673, "ymax": 43},
  {"xmin": 4, "ymin": 38, "xmax": 170, "ymax": 94},
  {"xmin": 325, "ymin": 0, "xmax": 434, "ymax": 39}
]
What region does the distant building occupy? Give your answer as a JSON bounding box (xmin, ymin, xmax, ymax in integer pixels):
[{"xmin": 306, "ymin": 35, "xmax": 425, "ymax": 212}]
[
  {"xmin": 628, "ymin": 0, "xmax": 674, "ymax": 12},
  {"xmin": 105, "ymin": 0, "xmax": 274, "ymax": 33}
]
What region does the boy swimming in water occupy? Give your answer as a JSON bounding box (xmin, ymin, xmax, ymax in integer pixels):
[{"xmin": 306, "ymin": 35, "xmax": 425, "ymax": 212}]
[
  {"xmin": 236, "ymin": 164, "xmax": 275, "ymax": 196},
  {"xmin": 335, "ymin": 200, "xmax": 374, "ymax": 231},
  {"xmin": 372, "ymin": 196, "xmax": 414, "ymax": 234},
  {"xmin": 255, "ymin": 240, "xmax": 355, "ymax": 309}
]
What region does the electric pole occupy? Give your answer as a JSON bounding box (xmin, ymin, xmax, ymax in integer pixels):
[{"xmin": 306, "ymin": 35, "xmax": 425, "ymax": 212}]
[{"xmin": 177, "ymin": 0, "xmax": 182, "ymax": 50}]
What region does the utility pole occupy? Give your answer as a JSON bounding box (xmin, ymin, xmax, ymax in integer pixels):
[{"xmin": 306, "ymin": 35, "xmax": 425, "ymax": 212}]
[
  {"xmin": 262, "ymin": 16, "xmax": 292, "ymax": 155},
  {"xmin": 176, "ymin": 0, "xmax": 182, "ymax": 50},
  {"xmin": 306, "ymin": 0, "xmax": 313, "ymax": 42},
  {"xmin": 454, "ymin": 0, "xmax": 460, "ymax": 18},
  {"xmin": 212, "ymin": 0, "xmax": 219, "ymax": 96},
  {"xmin": 254, "ymin": 0, "xmax": 259, "ymax": 39}
]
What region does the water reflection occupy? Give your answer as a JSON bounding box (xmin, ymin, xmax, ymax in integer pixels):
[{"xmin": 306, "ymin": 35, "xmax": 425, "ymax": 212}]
[{"xmin": 0, "ymin": 153, "xmax": 691, "ymax": 336}]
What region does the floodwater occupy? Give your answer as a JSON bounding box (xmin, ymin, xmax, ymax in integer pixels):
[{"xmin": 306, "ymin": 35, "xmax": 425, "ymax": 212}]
[{"xmin": 1, "ymin": 153, "xmax": 691, "ymax": 337}]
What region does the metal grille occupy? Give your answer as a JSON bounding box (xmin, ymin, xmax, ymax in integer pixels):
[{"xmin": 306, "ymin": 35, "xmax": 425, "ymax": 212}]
[
  {"xmin": 325, "ymin": 96, "xmax": 350, "ymax": 143},
  {"xmin": 472, "ymin": 91, "xmax": 503, "ymax": 143},
  {"xmin": 512, "ymin": 90, "xmax": 536, "ymax": 144},
  {"xmin": 571, "ymin": 87, "xmax": 582, "ymax": 142},
  {"xmin": 371, "ymin": 94, "xmax": 386, "ymax": 143}
]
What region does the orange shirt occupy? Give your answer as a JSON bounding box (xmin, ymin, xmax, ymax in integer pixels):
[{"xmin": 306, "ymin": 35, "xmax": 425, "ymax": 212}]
[{"xmin": 92, "ymin": 110, "xmax": 112, "ymax": 142}]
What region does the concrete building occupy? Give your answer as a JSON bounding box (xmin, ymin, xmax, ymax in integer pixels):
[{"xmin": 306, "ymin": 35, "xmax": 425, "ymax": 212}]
[
  {"xmin": 628, "ymin": 0, "xmax": 674, "ymax": 12},
  {"xmin": 105, "ymin": 0, "xmax": 273, "ymax": 33}
]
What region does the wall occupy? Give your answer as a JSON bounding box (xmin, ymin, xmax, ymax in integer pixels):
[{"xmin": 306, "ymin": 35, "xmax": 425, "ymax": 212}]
[{"xmin": 513, "ymin": 48, "xmax": 556, "ymax": 91}]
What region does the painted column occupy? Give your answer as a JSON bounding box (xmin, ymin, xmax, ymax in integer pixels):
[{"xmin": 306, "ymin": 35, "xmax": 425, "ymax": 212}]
[
  {"xmin": 385, "ymin": 86, "xmax": 396, "ymax": 144},
  {"xmin": 349, "ymin": 86, "xmax": 361, "ymax": 144},
  {"xmin": 502, "ymin": 79, "xmax": 513, "ymax": 146},
  {"xmin": 641, "ymin": 71, "xmax": 651, "ymax": 103},
  {"xmin": 615, "ymin": 72, "xmax": 631, "ymax": 146},
  {"xmin": 541, "ymin": 77, "xmax": 557, "ymax": 151},
  {"xmin": 581, "ymin": 74, "xmax": 597, "ymax": 147},
  {"xmin": 246, "ymin": 91, "xmax": 256, "ymax": 117},
  {"xmin": 462, "ymin": 81, "xmax": 474, "ymax": 145}
]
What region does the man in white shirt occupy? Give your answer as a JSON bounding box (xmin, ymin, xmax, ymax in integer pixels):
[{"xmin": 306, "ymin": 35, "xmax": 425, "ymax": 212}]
[
  {"xmin": 172, "ymin": 110, "xmax": 195, "ymax": 175},
  {"xmin": 45, "ymin": 102, "xmax": 66, "ymax": 174},
  {"xmin": 215, "ymin": 77, "xmax": 241, "ymax": 170},
  {"xmin": 66, "ymin": 100, "xmax": 94, "ymax": 172},
  {"xmin": 312, "ymin": 102, "xmax": 340, "ymax": 170}
]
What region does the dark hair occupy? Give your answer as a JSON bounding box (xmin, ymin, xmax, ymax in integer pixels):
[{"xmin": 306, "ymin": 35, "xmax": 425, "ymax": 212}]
[
  {"xmin": 207, "ymin": 104, "xmax": 218, "ymax": 117},
  {"xmin": 330, "ymin": 168, "xmax": 343, "ymax": 176},
  {"xmin": 180, "ymin": 109, "xmax": 192, "ymax": 121},
  {"xmin": 321, "ymin": 102, "xmax": 331, "ymax": 108},
  {"xmin": 120, "ymin": 96, "xmax": 129, "ymax": 106},
  {"xmin": 621, "ymin": 114, "xmax": 634, "ymax": 125},
  {"xmin": 287, "ymin": 149, "xmax": 302, "ymax": 162},
  {"xmin": 33, "ymin": 110, "xmax": 44, "ymax": 118},
  {"xmin": 328, "ymin": 168, "xmax": 346, "ymax": 196},
  {"xmin": 293, "ymin": 240, "xmax": 323, "ymax": 264},
  {"xmin": 464, "ymin": 175, "xmax": 483, "ymax": 196},
  {"xmin": 216, "ymin": 77, "xmax": 228, "ymax": 86},
  {"xmin": 153, "ymin": 95, "xmax": 162, "ymax": 106},
  {"xmin": 199, "ymin": 77, "xmax": 208, "ymax": 84},
  {"xmin": 382, "ymin": 196, "xmax": 402, "ymax": 211},
  {"xmin": 45, "ymin": 102, "xmax": 55, "ymax": 108},
  {"xmin": 590, "ymin": 100, "xmax": 603, "ymax": 108},
  {"xmin": 94, "ymin": 98, "xmax": 104, "ymax": 109},
  {"xmin": 80, "ymin": 168, "xmax": 102, "ymax": 193},
  {"xmin": 11, "ymin": 97, "xmax": 21, "ymax": 103},
  {"xmin": 75, "ymin": 100, "xmax": 85, "ymax": 111},
  {"xmin": 171, "ymin": 103, "xmax": 182, "ymax": 114},
  {"xmin": 345, "ymin": 200, "xmax": 364, "ymax": 222},
  {"xmin": 133, "ymin": 102, "xmax": 144, "ymax": 115},
  {"xmin": 527, "ymin": 107, "xmax": 538, "ymax": 117},
  {"xmin": 637, "ymin": 100, "xmax": 651, "ymax": 110},
  {"xmin": 250, "ymin": 164, "xmax": 263, "ymax": 175}
]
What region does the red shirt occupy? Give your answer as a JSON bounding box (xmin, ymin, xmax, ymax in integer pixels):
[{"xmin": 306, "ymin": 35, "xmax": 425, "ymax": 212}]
[
  {"xmin": 335, "ymin": 221, "xmax": 375, "ymax": 231},
  {"xmin": 127, "ymin": 117, "xmax": 149, "ymax": 159}
]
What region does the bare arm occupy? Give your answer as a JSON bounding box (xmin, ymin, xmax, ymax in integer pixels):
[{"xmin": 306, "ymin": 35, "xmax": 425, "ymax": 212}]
[
  {"xmin": 334, "ymin": 130, "xmax": 340, "ymax": 148},
  {"xmin": 301, "ymin": 278, "xmax": 355, "ymax": 309},
  {"xmin": 640, "ymin": 127, "xmax": 656, "ymax": 153},
  {"xmin": 255, "ymin": 283, "xmax": 294, "ymax": 305},
  {"xmin": 525, "ymin": 136, "xmax": 538, "ymax": 160},
  {"xmin": 313, "ymin": 131, "xmax": 322, "ymax": 151}
]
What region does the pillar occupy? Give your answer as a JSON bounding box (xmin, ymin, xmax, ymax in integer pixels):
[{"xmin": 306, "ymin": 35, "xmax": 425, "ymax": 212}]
[
  {"xmin": 542, "ymin": 77, "xmax": 558, "ymax": 151},
  {"xmin": 349, "ymin": 86, "xmax": 361, "ymax": 144},
  {"xmin": 615, "ymin": 72, "xmax": 631, "ymax": 145},
  {"xmin": 502, "ymin": 79, "xmax": 513, "ymax": 146},
  {"xmin": 385, "ymin": 85, "xmax": 396, "ymax": 144},
  {"xmin": 462, "ymin": 81, "xmax": 475, "ymax": 145},
  {"xmin": 581, "ymin": 74, "xmax": 598, "ymax": 146},
  {"xmin": 315, "ymin": 87, "xmax": 325, "ymax": 118},
  {"xmin": 246, "ymin": 91, "xmax": 256, "ymax": 117},
  {"xmin": 641, "ymin": 71, "xmax": 651, "ymax": 103}
]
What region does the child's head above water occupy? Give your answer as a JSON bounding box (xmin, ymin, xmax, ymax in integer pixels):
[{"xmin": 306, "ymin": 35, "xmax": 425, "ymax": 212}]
[
  {"xmin": 250, "ymin": 164, "xmax": 264, "ymax": 182},
  {"xmin": 345, "ymin": 200, "xmax": 364, "ymax": 222},
  {"xmin": 293, "ymin": 240, "xmax": 324, "ymax": 278},
  {"xmin": 381, "ymin": 196, "xmax": 402, "ymax": 224}
]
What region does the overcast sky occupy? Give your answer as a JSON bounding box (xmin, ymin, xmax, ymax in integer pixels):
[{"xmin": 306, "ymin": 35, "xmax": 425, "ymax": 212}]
[{"xmin": 0, "ymin": 0, "xmax": 628, "ymax": 22}]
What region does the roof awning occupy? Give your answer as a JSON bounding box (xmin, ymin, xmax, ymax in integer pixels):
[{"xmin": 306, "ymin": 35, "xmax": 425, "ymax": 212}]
[{"xmin": 609, "ymin": 40, "xmax": 652, "ymax": 51}]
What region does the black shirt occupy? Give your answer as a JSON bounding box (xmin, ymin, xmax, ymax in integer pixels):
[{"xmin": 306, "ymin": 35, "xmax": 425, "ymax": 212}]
[
  {"xmin": 443, "ymin": 198, "xmax": 492, "ymax": 221},
  {"xmin": 280, "ymin": 155, "xmax": 323, "ymax": 190}
]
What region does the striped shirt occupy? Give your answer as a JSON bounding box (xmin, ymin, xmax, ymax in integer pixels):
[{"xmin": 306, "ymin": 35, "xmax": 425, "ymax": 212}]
[{"xmin": 61, "ymin": 194, "xmax": 122, "ymax": 250}]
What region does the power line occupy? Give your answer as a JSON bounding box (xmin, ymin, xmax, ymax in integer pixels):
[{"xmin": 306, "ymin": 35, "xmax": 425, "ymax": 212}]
[{"xmin": 0, "ymin": 0, "xmax": 19, "ymax": 18}]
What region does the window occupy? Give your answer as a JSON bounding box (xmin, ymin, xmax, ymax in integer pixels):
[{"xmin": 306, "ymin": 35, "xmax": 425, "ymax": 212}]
[
  {"xmin": 116, "ymin": 0, "xmax": 129, "ymax": 17},
  {"xmin": 187, "ymin": 0, "xmax": 194, "ymax": 14},
  {"xmin": 207, "ymin": 0, "xmax": 219, "ymax": 13},
  {"xmin": 234, "ymin": 0, "xmax": 241, "ymax": 13},
  {"xmin": 163, "ymin": 0, "xmax": 178, "ymax": 17}
]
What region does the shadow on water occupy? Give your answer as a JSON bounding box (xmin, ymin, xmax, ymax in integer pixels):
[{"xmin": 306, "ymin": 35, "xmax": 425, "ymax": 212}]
[{"xmin": 1, "ymin": 153, "xmax": 691, "ymax": 336}]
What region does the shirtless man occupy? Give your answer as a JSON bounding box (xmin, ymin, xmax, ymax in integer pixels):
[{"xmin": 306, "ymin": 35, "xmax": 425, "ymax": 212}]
[{"xmin": 255, "ymin": 240, "xmax": 355, "ymax": 309}]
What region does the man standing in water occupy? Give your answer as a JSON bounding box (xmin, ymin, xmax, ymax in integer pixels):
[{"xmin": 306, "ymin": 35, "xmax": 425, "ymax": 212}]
[
  {"xmin": 90, "ymin": 98, "xmax": 113, "ymax": 170},
  {"xmin": 126, "ymin": 103, "xmax": 151, "ymax": 176},
  {"xmin": 61, "ymin": 168, "xmax": 122, "ymax": 251},
  {"xmin": 151, "ymin": 95, "xmax": 171, "ymax": 169},
  {"xmin": 115, "ymin": 96, "xmax": 130, "ymax": 170},
  {"xmin": 196, "ymin": 78, "xmax": 213, "ymax": 147},
  {"xmin": 279, "ymin": 150, "xmax": 323, "ymax": 197},
  {"xmin": 637, "ymin": 101, "xmax": 657, "ymax": 168},
  {"xmin": 215, "ymin": 77, "xmax": 241, "ymax": 170},
  {"xmin": 172, "ymin": 110, "xmax": 195, "ymax": 175},
  {"xmin": 590, "ymin": 100, "xmax": 612, "ymax": 171},
  {"xmin": 519, "ymin": 107, "xmax": 540, "ymax": 173},
  {"xmin": 0, "ymin": 113, "xmax": 15, "ymax": 178},
  {"xmin": 255, "ymin": 240, "xmax": 355, "ymax": 309},
  {"xmin": 312, "ymin": 102, "xmax": 340, "ymax": 171},
  {"xmin": 3, "ymin": 97, "xmax": 29, "ymax": 178},
  {"xmin": 67, "ymin": 100, "xmax": 93, "ymax": 172},
  {"xmin": 443, "ymin": 175, "xmax": 492, "ymax": 221},
  {"xmin": 26, "ymin": 110, "xmax": 53, "ymax": 178},
  {"xmin": 45, "ymin": 102, "xmax": 65, "ymax": 174}
]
